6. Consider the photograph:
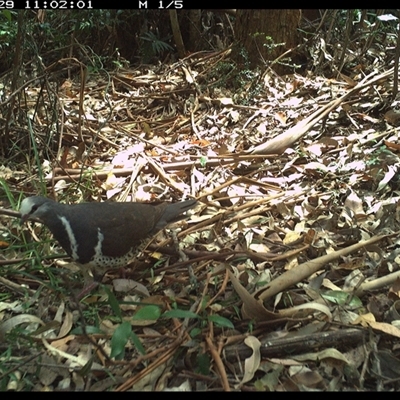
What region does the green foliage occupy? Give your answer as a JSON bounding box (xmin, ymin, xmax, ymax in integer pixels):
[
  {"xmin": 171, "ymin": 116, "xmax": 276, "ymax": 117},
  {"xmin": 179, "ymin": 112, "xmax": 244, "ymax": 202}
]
[
  {"xmin": 1, "ymin": 10, "xmax": 13, "ymax": 22},
  {"xmin": 0, "ymin": 10, "xmax": 17, "ymax": 38},
  {"xmin": 132, "ymin": 304, "xmax": 162, "ymax": 321},
  {"xmin": 0, "ymin": 10, "xmax": 138, "ymax": 73},
  {"xmin": 106, "ymin": 288, "xmax": 146, "ymax": 359},
  {"xmin": 0, "ymin": 10, "xmax": 17, "ymax": 68},
  {"xmin": 207, "ymin": 314, "xmax": 234, "ymax": 328},
  {"xmin": 0, "ymin": 345, "xmax": 38, "ymax": 390},
  {"xmin": 110, "ymin": 321, "xmax": 135, "ymax": 359},
  {"xmin": 209, "ymin": 60, "xmax": 236, "ymax": 88},
  {"xmin": 253, "ymin": 33, "xmax": 285, "ymax": 55},
  {"xmin": 163, "ymin": 304, "xmax": 234, "ymax": 329},
  {"xmin": 0, "ymin": 178, "xmax": 20, "ymax": 209},
  {"xmin": 321, "ymin": 290, "xmax": 362, "ymax": 309},
  {"xmin": 110, "ymin": 327, "xmax": 144, "ymax": 360},
  {"xmin": 140, "ymin": 31, "xmax": 173, "ymax": 63},
  {"xmin": 199, "ymin": 156, "xmax": 208, "ymax": 167},
  {"xmin": 190, "ymin": 327, "xmax": 202, "ymax": 338},
  {"xmin": 141, "ymin": 31, "xmax": 173, "ymax": 54},
  {"xmin": 207, "ymin": 50, "xmax": 263, "ymax": 105},
  {"xmin": 104, "ymin": 296, "xmax": 235, "ymax": 362},
  {"xmin": 366, "ymin": 146, "xmax": 392, "ymax": 167},
  {"xmin": 0, "ymin": 348, "xmax": 11, "ymax": 390},
  {"xmin": 196, "ymin": 352, "xmax": 211, "ymax": 375},
  {"xmin": 76, "ymin": 10, "xmax": 124, "ymax": 31},
  {"xmin": 103, "ymin": 286, "xmax": 123, "ymax": 320},
  {"xmin": 255, "ymin": 33, "xmax": 301, "ymax": 72}
]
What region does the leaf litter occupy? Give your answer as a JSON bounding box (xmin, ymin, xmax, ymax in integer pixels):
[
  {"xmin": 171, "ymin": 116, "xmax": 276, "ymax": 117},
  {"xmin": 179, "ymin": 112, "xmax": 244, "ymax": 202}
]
[{"xmin": 1, "ymin": 34, "xmax": 400, "ymax": 393}]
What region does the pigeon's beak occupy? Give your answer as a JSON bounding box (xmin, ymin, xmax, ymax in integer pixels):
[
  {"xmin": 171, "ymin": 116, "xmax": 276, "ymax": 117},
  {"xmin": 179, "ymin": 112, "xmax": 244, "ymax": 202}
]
[{"xmin": 20, "ymin": 214, "xmax": 29, "ymax": 225}]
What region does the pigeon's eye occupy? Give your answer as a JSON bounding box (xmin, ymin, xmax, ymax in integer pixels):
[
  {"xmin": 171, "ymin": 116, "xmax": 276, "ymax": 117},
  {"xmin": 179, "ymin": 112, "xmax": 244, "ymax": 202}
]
[{"xmin": 31, "ymin": 204, "xmax": 39, "ymax": 213}]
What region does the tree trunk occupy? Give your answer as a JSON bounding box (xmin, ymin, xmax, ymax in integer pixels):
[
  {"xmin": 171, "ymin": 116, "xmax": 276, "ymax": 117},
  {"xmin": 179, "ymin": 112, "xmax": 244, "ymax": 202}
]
[{"xmin": 233, "ymin": 9, "xmax": 301, "ymax": 74}]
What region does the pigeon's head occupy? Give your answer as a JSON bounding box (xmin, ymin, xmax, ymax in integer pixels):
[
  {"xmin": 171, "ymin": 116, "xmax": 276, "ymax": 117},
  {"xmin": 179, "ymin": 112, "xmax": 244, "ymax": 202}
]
[{"xmin": 19, "ymin": 196, "xmax": 54, "ymax": 224}]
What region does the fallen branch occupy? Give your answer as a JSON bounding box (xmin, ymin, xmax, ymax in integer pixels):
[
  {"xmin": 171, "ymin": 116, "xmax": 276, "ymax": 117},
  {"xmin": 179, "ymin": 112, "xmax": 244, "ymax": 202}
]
[{"xmin": 250, "ymin": 67, "xmax": 394, "ymax": 155}]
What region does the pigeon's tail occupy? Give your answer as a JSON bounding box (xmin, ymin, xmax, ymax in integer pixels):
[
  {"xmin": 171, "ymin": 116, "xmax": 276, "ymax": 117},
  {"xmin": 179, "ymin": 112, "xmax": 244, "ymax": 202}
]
[{"xmin": 155, "ymin": 199, "xmax": 197, "ymax": 231}]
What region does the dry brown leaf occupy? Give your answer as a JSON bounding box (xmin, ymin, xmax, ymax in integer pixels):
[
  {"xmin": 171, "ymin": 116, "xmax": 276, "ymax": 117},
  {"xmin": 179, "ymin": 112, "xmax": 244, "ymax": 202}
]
[
  {"xmin": 256, "ymin": 235, "xmax": 390, "ymax": 301},
  {"xmin": 228, "ymin": 270, "xmax": 280, "ymax": 321},
  {"xmin": 238, "ymin": 336, "xmax": 261, "ymax": 386},
  {"xmin": 0, "ymin": 314, "xmax": 45, "ymax": 339},
  {"xmin": 388, "ymin": 278, "xmax": 400, "ymax": 301},
  {"xmin": 384, "ymin": 110, "xmax": 400, "ymax": 126},
  {"xmin": 368, "ymin": 320, "xmax": 400, "ymax": 338}
]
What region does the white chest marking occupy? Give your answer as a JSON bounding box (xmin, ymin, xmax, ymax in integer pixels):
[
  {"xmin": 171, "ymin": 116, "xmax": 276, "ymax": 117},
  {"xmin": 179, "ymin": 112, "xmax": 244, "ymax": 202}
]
[{"xmin": 59, "ymin": 215, "xmax": 79, "ymax": 261}]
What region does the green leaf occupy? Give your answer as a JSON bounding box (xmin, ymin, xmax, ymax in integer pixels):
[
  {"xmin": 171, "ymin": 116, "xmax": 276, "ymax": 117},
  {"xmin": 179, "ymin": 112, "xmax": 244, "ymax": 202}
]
[
  {"xmin": 163, "ymin": 309, "xmax": 200, "ymax": 319},
  {"xmin": 76, "ymin": 356, "xmax": 94, "ymax": 377},
  {"xmin": 208, "ymin": 315, "xmax": 234, "ymax": 328},
  {"xmin": 130, "ymin": 331, "xmax": 146, "ymax": 355},
  {"xmin": 321, "ymin": 290, "xmax": 362, "ymax": 308},
  {"xmin": 103, "ymin": 285, "xmax": 122, "ymax": 321},
  {"xmin": 0, "ymin": 178, "xmax": 17, "ymax": 208},
  {"xmin": 190, "ymin": 327, "xmax": 202, "ymax": 338},
  {"xmin": 132, "ymin": 305, "xmax": 161, "ymax": 321},
  {"xmin": 200, "ymin": 156, "xmax": 207, "ymax": 167},
  {"xmin": 2, "ymin": 10, "xmax": 12, "ymax": 22},
  {"xmin": 196, "ymin": 353, "xmax": 211, "ymax": 375},
  {"xmin": 110, "ymin": 321, "xmax": 132, "ymax": 359}
]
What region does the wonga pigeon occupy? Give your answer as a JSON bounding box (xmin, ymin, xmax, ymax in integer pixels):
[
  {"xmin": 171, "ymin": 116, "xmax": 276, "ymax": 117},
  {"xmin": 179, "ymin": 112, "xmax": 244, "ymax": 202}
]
[{"xmin": 19, "ymin": 196, "xmax": 197, "ymax": 283}]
